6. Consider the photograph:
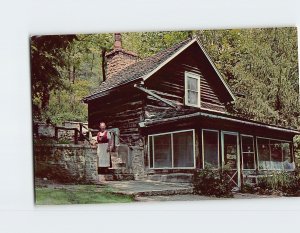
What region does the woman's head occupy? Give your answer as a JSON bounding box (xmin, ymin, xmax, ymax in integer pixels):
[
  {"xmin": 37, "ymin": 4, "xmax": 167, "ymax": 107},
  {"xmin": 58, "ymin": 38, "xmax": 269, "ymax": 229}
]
[{"xmin": 99, "ymin": 122, "xmax": 106, "ymax": 131}]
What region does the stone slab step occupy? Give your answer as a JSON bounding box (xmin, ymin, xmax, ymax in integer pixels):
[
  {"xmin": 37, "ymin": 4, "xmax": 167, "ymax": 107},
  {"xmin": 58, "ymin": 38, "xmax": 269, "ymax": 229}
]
[
  {"xmin": 106, "ymin": 180, "xmax": 194, "ymax": 197},
  {"xmin": 147, "ymin": 173, "xmax": 193, "ymax": 183},
  {"xmin": 108, "ymin": 168, "xmax": 130, "ymax": 174},
  {"xmin": 98, "ymin": 174, "xmax": 134, "ymax": 182}
]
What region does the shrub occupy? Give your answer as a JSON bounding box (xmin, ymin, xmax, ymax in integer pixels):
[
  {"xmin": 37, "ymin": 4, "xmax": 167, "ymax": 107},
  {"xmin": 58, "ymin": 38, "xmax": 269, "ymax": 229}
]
[
  {"xmin": 193, "ymin": 167, "xmax": 235, "ymax": 198},
  {"xmin": 240, "ymin": 182, "xmax": 256, "ymax": 194},
  {"xmin": 257, "ymin": 171, "xmax": 300, "ymax": 196}
]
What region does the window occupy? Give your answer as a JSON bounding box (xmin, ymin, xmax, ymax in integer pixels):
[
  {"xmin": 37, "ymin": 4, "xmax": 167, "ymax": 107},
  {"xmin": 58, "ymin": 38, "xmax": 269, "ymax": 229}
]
[
  {"xmin": 202, "ymin": 130, "xmax": 219, "ymax": 169},
  {"xmin": 185, "ymin": 72, "xmax": 200, "ymax": 107},
  {"xmin": 270, "ymin": 140, "xmax": 283, "ymax": 170},
  {"xmin": 241, "ymin": 135, "xmax": 255, "ymax": 170},
  {"xmin": 148, "ymin": 130, "xmax": 195, "ymax": 169},
  {"xmin": 173, "ymin": 131, "xmax": 194, "ymax": 167},
  {"xmin": 282, "ymin": 142, "xmax": 295, "ymax": 170},
  {"xmin": 257, "ymin": 138, "xmax": 270, "ymax": 170},
  {"xmin": 257, "ymin": 137, "xmax": 294, "ymax": 170}
]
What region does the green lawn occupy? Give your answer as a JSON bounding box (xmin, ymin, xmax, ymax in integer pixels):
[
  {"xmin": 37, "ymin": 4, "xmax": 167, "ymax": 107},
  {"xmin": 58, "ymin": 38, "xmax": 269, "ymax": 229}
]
[{"xmin": 35, "ymin": 185, "xmax": 134, "ymax": 205}]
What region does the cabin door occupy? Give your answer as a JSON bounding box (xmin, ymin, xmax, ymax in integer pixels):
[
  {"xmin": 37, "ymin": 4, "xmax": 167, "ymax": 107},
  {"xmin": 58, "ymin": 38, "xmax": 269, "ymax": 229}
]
[{"xmin": 221, "ymin": 131, "xmax": 241, "ymax": 190}]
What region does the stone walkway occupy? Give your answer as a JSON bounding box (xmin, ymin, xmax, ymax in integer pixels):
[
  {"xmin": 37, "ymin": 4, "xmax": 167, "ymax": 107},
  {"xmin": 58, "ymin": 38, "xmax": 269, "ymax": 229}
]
[
  {"xmin": 35, "ymin": 178, "xmax": 280, "ymax": 202},
  {"xmin": 101, "ymin": 180, "xmax": 194, "ymax": 196}
]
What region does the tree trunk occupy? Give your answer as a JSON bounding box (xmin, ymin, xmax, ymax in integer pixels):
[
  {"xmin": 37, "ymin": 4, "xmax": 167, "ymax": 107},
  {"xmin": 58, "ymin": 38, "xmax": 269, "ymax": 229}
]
[
  {"xmin": 101, "ymin": 48, "xmax": 107, "ymax": 83},
  {"xmin": 72, "ymin": 66, "xmax": 76, "ymax": 84}
]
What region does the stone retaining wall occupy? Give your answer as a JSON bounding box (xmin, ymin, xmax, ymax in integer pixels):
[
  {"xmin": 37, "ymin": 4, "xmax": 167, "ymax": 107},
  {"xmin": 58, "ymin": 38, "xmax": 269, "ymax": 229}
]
[{"xmin": 34, "ymin": 144, "xmax": 98, "ymax": 184}]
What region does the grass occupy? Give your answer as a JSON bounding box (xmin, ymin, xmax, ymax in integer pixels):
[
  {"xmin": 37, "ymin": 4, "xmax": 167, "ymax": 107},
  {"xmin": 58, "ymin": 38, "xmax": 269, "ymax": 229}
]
[{"xmin": 35, "ymin": 185, "xmax": 135, "ymax": 205}]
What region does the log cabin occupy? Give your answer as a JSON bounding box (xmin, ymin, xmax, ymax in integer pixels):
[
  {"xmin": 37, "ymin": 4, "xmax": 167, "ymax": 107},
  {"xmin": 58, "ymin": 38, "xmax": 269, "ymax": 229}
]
[{"xmin": 83, "ymin": 33, "xmax": 299, "ymax": 188}]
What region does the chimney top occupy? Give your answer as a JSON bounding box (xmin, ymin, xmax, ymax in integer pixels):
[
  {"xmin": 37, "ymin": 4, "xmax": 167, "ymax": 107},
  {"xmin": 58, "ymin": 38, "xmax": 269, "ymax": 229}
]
[{"xmin": 114, "ymin": 33, "xmax": 122, "ymax": 49}]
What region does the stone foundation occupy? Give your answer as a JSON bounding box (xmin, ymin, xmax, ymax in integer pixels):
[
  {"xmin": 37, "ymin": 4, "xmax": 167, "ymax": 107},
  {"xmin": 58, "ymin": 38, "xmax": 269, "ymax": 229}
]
[
  {"xmin": 130, "ymin": 146, "xmax": 146, "ymax": 180},
  {"xmin": 34, "ymin": 144, "xmax": 98, "ymax": 184}
]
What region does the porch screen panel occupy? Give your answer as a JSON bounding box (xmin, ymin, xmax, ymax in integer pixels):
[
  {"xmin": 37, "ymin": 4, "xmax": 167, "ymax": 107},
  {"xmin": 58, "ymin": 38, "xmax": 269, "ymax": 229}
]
[
  {"xmin": 282, "ymin": 142, "xmax": 295, "ymax": 170},
  {"xmin": 270, "ymin": 140, "xmax": 283, "ymax": 170},
  {"xmin": 153, "ymin": 134, "xmax": 172, "ymax": 168},
  {"xmin": 241, "ymin": 136, "xmax": 255, "ymax": 169},
  {"xmin": 173, "ymin": 131, "xmax": 194, "ymax": 167},
  {"xmin": 203, "ymin": 130, "xmax": 219, "ymax": 168},
  {"xmin": 257, "ymin": 138, "xmax": 271, "ymax": 170},
  {"xmin": 223, "ymin": 134, "xmax": 238, "ymax": 169}
]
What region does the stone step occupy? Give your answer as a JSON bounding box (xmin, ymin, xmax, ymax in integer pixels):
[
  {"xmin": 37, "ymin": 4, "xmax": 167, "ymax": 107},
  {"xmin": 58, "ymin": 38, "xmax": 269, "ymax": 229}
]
[
  {"xmin": 107, "ymin": 180, "xmax": 194, "ymax": 197},
  {"xmin": 112, "ymin": 162, "xmax": 126, "ymax": 168},
  {"xmin": 147, "ymin": 173, "xmax": 193, "ymax": 183},
  {"xmin": 98, "ymin": 173, "xmax": 134, "ymax": 182},
  {"xmin": 108, "ymin": 167, "xmax": 130, "ymax": 174}
]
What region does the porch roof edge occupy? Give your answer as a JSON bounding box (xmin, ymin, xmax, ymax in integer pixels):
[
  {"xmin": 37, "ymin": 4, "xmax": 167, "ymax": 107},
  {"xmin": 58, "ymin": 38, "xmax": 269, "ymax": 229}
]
[{"xmin": 139, "ymin": 112, "xmax": 300, "ymax": 135}]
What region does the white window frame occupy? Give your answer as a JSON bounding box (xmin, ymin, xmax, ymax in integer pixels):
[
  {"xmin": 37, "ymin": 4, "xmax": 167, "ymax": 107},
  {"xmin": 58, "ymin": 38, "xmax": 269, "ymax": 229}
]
[
  {"xmin": 148, "ymin": 129, "xmax": 196, "ymax": 169},
  {"xmin": 184, "ymin": 71, "xmax": 201, "ymax": 107},
  {"xmin": 202, "ymin": 129, "xmax": 220, "ymax": 169},
  {"xmin": 240, "ymin": 134, "xmax": 256, "ymax": 171},
  {"xmin": 256, "ymin": 136, "xmax": 294, "ymax": 171}
]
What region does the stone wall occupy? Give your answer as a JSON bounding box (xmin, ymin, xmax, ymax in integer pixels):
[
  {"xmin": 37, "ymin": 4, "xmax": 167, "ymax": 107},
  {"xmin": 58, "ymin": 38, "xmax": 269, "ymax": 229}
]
[
  {"xmin": 130, "ymin": 145, "xmax": 146, "ymax": 180},
  {"xmin": 34, "ymin": 144, "xmax": 98, "ymax": 184}
]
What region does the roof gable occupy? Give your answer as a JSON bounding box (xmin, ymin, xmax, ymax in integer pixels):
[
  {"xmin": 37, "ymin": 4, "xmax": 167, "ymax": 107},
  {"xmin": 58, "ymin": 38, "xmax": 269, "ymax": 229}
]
[{"xmin": 84, "ymin": 37, "xmax": 235, "ymax": 102}]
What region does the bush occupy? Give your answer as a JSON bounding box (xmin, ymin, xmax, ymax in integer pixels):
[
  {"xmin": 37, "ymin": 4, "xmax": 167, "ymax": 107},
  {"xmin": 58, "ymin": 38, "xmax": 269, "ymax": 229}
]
[
  {"xmin": 240, "ymin": 182, "xmax": 256, "ymax": 194},
  {"xmin": 193, "ymin": 167, "xmax": 235, "ymax": 198},
  {"xmin": 257, "ymin": 171, "xmax": 300, "ymax": 196}
]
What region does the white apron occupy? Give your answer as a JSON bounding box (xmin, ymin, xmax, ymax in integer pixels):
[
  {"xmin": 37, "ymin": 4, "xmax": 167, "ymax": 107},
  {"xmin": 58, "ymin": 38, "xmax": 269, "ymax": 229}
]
[{"xmin": 97, "ymin": 143, "xmax": 110, "ymax": 167}]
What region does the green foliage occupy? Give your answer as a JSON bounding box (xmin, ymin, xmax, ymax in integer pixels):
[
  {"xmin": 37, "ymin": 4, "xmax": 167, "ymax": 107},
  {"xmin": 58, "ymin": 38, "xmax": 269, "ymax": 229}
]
[
  {"xmin": 122, "ymin": 31, "xmax": 192, "ymax": 58},
  {"xmin": 31, "ymin": 35, "xmax": 76, "ymax": 120},
  {"xmin": 257, "ymin": 171, "xmax": 300, "ymax": 195},
  {"xmin": 240, "ymin": 182, "xmax": 256, "ymax": 194},
  {"xmin": 197, "ymin": 28, "xmax": 299, "ymax": 127},
  {"xmin": 193, "ymin": 167, "xmax": 235, "ymax": 197}
]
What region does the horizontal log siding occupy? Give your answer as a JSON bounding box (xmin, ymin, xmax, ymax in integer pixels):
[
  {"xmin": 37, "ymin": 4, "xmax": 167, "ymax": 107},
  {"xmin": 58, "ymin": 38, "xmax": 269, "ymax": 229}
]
[
  {"xmin": 144, "ymin": 43, "xmax": 227, "ymax": 118},
  {"xmin": 88, "ymin": 88, "xmax": 144, "ymax": 144}
]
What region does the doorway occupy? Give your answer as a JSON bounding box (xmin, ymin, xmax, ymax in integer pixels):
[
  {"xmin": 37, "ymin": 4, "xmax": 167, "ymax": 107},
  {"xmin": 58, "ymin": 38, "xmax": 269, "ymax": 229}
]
[{"xmin": 221, "ymin": 131, "xmax": 241, "ymax": 189}]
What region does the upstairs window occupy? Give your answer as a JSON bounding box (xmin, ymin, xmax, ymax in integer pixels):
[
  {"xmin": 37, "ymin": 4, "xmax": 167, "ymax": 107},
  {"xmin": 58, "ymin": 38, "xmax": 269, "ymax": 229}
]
[{"xmin": 185, "ymin": 72, "xmax": 200, "ymax": 107}]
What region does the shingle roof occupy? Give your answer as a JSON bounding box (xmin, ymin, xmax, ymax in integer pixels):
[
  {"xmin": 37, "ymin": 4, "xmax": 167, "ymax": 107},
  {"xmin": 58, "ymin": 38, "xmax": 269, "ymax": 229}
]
[{"xmin": 84, "ymin": 38, "xmax": 193, "ymax": 100}]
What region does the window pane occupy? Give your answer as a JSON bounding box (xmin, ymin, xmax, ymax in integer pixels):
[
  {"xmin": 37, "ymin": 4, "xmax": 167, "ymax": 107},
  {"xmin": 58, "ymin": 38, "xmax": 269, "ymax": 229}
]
[
  {"xmin": 242, "ymin": 136, "xmax": 254, "ymax": 153},
  {"xmin": 173, "ymin": 131, "xmax": 194, "ymax": 167},
  {"xmin": 282, "ymin": 142, "xmax": 295, "ymax": 170},
  {"xmin": 223, "ymin": 134, "xmax": 238, "ymax": 169},
  {"xmin": 187, "ymin": 77, "xmax": 198, "ymax": 91},
  {"xmin": 270, "ymin": 140, "xmax": 283, "ymax": 170},
  {"xmin": 188, "ymin": 90, "xmax": 198, "ymax": 105},
  {"xmin": 203, "ymin": 130, "xmax": 219, "ymax": 168},
  {"xmin": 257, "ymin": 138, "xmax": 270, "ymax": 170},
  {"xmin": 241, "ymin": 136, "xmax": 255, "ymax": 169},
  {"xmin": 153, "ymin": 134, "xmax": 172, "ymax": 168}
]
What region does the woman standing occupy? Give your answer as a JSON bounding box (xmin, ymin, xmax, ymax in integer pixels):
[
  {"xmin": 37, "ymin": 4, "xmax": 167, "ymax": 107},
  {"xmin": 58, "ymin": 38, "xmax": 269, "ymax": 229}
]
[{"xmin": 96, "ymin": 122, "xmax": 112, "ymax": 174}]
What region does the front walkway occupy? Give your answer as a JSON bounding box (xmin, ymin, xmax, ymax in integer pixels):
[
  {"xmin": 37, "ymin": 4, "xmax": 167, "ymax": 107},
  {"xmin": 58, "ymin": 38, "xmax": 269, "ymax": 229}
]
[
  {"xmin": 101, "ymin": 180, "xmax": 194, "ymax": 196},
  {"xmin": 100, "ymin": 180, "xmax": 277, "ymax": 201}
]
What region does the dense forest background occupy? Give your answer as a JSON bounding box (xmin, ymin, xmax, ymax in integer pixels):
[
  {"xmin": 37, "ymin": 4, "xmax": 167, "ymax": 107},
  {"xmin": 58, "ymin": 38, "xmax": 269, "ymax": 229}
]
[{"xmin": 31, "ymin": 28, "xmax": 299, "ymax": 131}]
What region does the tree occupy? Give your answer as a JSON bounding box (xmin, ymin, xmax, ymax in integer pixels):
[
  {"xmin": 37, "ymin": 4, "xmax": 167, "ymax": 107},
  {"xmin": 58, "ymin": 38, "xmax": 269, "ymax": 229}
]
[{"xmin": 31, "ymin": 35, "xmax": 76, "ymax": 120}]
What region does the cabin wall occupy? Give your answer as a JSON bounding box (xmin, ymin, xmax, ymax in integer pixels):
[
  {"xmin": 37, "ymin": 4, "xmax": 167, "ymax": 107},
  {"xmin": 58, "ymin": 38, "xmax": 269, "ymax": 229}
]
[{"xmin": 87, "ymin": 87, "xmax": 145, "ymax": 145}]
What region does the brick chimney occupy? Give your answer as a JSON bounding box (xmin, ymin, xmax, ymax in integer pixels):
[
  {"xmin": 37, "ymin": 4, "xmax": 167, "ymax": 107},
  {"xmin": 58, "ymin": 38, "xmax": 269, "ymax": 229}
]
[{"xmin": 105, "ymin": 33, "xmax": 139, "ymax": 79}]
